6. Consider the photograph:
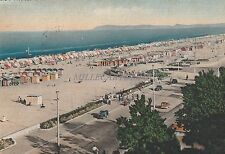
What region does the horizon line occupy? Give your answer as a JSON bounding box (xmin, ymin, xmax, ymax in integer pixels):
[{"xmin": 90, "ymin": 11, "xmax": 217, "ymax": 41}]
[{"xmin": 0, "ymin": 22, "xmax": 225, "ymax": 32}]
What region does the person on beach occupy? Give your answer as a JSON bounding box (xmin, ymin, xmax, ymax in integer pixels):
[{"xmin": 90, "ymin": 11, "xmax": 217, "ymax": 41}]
[
  {"xmin": 186, "ymin": 75, "xmax": 189, "ymax": 80},
  {"xmin": 18, "ymin": 96, "xmax": 21, "ymax": 103},
  {"xmin": 23, "ymin": 99, "xmax": 26, "ymax": 105}
]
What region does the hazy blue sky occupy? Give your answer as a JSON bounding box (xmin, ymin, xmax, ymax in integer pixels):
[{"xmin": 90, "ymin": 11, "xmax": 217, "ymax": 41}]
[{"xmin": 0, "ymin": 0, "xmax": 225, "ymax": 31}]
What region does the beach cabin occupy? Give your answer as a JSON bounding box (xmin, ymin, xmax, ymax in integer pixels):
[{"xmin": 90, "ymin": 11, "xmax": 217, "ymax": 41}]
[
  {"xmin": 2, "ymin": 77, "xmax": 12, "ymax": 86},
  {"xmin": 58, "ymin": 68, "xmax": 64, "ymax": 77},
  {"xmin": 34, "ymin": 70, "xmax": 42, "ymax": 76},
  {"xmin": 0, "ymin": 78, "xmax": 3, "ymax": 87},
  {"xmin": 53, "ymin": 68, "xmax": 58, "ymax": 72},
  {"xmin": 31, "ymin": 75, "xmax": 40, "ymax": 84},
  {"xmin": 131, "ymin": 56, "xmax": 144, "ymax": 63},
  {"xmin": 25, "ymin": 68, "xmax": 32, "ymax": 72},
  {"xmin": 4, "ymin": 62, "xmax": 12, "ymax": 69},
  {"xmin": 20, "ymin": 75, "xmax": 31, "ymax": 84},
  {"xmin": 27, "ymin": 71, "xmax": 34, "ymax": 77},
  {"xmin": 47, "ymin": 60, "xmax": 56, "ymax": 65},
  {"xmin": 50, "ymin": 72, "xmax": 58, "ymax": 80},
  {"xmin": 41, "ymin": 68, "xmax": 47, "ymax": 73},
  {"xmin": 11, "ymin": 76, "xmax": 20, "ymax": 86},
  {"xmin": 41, "ymin": 74, "xmax": 50, "ymax": 81},
  {"xmin": 26, "ymin": 95, "xmax": 42, "ymax": 105},
  {"xmin": 21, "ymin": 71, "xmax": 28, "ymax": 76},
  {"xmin": 47, "ymin": 68, "xmax": 53, "ymax": 72}
]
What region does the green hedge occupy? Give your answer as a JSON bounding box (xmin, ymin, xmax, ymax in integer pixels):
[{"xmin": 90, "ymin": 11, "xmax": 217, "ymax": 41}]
[
  {"xmin": 0, "ymin": 138, "xmax": 15, "ymax": 151},
  {"xmin": 40, "ymin": 100, "xmax": 103, "ymax": 129}
]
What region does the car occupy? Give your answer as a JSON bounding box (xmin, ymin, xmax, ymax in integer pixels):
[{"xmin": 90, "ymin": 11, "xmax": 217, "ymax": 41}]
[
  {"xmin": 150, "ymin": 85, "xmax": 162, "ymax": 91},
  {"xmin": 171, "ymin": 79, "xmax": 178, "ymax": 84},
  {"xmin": 155, "ymin": 85, "xmax": 163, "ymax": 91},
  {"xmin": 92, "ymin": 110, "xmax": 109, "ymax": 119}
]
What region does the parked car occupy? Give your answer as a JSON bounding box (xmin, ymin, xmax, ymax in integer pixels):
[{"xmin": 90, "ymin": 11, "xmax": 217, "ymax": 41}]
[
  {"xmin": 155, "ymin": 85, "xmax": 163, "ymax": 91},
  {"xmin": 150, "ymin": 85, "xmax": 163, "ymax": 91},
  {"xmin": 171, "ymin": 79, "xmax": 178, "ymax": 84},
  {"xmin": 92, "ymin": 110, "xmax": 109, "ymax": 119}
]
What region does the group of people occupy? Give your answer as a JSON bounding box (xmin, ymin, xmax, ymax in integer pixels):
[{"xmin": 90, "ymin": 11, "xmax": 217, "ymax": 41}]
[{"xmin": 18, "ymin": 96, "xmax": 27, "ymax": 105}]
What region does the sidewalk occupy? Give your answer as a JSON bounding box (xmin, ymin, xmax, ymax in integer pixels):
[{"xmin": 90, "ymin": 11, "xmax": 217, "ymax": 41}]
[{"xmin": 2, "ymin": 102, "xmax": 128, "ymax": 154}]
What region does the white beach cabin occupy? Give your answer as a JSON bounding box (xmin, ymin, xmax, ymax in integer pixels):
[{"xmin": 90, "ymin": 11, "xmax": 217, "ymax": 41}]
[{"xmin": 26, "ymin": 95, "xmax": 43, "ymax": 105}]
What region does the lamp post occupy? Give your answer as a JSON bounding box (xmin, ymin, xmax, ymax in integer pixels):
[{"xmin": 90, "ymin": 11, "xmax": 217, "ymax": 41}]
[
  {"xmin": 215, "ymin": 36, "xmax": 220, "ymax": 78},
  {"xmin": 194, "ymin": 38, "xmax": 196, "ymax": 74},
  {"xmin": 56, "ymin": 90, "xmax": 60, "ymax": 153},
  {"xmin": 152, "ymin": 65, "xmax": 155, "ymax": 110}
]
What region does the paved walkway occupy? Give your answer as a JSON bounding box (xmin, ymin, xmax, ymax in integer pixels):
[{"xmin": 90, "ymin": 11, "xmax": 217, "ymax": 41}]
[{"xmin": 2, "ymin": 102, "xmax": 130, "ymax": 154}]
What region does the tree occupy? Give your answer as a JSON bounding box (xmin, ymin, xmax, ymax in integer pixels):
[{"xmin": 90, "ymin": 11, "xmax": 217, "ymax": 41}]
[
  {"xmin": 117, "ymin": 95, "xmax": 180, "ymax": 154},
  {"xmin": 176, "ymin": 68, "xmax": 225, "ymax": 153}
]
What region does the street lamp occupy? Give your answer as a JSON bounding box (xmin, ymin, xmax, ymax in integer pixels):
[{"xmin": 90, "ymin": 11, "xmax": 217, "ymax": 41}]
[
  {"xmin": 152, "ymin": 65, "xmax": 156, "ymax": 110},
  {"xmin": 56, "ymin": 90, "xmax": 60, "ymax": 153},
  {"xmin": 194, "ymin": 38, "xmax": 196, "ymax": 74},
  {"xmin": 177, "ymin": 53, "xmax": 181, "ymax": 72}
]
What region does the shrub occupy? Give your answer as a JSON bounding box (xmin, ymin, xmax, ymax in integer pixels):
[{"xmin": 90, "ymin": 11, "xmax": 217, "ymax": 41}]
[
  {"xmin": 0, "ymin": 138, "xmax": 15, "ymax": 151},
  {"xmin": 40, "ymin": 101, "xmax": 103, "ymax": 129}
]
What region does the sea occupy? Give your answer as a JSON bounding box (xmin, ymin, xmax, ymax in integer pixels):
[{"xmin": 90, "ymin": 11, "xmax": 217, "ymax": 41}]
[{"xmin": 0, "ymin": 26, "xmax": 225, "ymax": 60}]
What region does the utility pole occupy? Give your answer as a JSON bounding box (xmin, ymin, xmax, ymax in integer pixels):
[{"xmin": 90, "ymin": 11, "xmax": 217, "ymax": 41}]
[
  {"xmin": 194, "ymin": 38, "xmax": 196, "ymax": 74},
  {"xmin": 56, "ymin": 90, "xmax": 60, "ymax": 153},
  {"xmin": 215, "ymin": 36, "xmax": 220, "ymax": 78},
  {"xmin": 152, "ymin": 65, "xmax": 155, "ymax": 110}
]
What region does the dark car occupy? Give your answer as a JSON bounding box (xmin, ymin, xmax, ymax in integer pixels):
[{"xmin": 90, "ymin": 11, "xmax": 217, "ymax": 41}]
[
  {"xmin": 155, "ymin": 85, "xmax": 163, "ymax": 91},
  {"xmin": 171, "ymin": 79, "xmax": 178, "ymax": 84},
  {"xmin": 92, "ymin": 110, "xmax": 109, "ymax": 119},
  {"xmin": 150, "ymin": 85, "xmax": 163, "ymax": 91}
]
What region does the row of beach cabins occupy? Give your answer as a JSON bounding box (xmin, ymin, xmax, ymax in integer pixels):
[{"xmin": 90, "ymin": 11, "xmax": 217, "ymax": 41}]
[
  {"xmin": 90, "ymin": 36, "xmax": 225, "ymax": 67},
  {"xmin": 90, "ymin": 44, "xmax": 198, "ymax": 67},
  {"xmin": 0, "ymin": 44, "xmax": 149, "ymax": 70},
  {"xmin": 1, "ymin": 35, "xmax": 224, "ymax": 70},
  {"xmin": 91, "ymin": 54, "xmax": 146, "ymax": 67},
  {"xmin": 0, "ymin": 68, "xmax": 64, "ymax": 87}
]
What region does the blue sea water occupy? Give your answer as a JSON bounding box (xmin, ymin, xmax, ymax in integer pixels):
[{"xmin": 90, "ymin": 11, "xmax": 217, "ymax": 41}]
[{"xmin": 0, "ymin": 26, "xmax": 225, "ymax": 60}]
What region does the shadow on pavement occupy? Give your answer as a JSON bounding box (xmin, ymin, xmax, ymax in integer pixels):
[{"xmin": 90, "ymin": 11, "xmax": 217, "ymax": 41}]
[
  {"xmin": 26, "ymin": 135, "xmax": 88, "ymax": 154},
  {"xmin": 62, "ymin": 120, "xmax": 119, "ymax": 154},
  {"xmin": 26, "ymin": 135, "xmax": 58, "ymax": 154},
  {"xmin": 63, "ymin": 122, "xmax": 84, "ymax": 131}
]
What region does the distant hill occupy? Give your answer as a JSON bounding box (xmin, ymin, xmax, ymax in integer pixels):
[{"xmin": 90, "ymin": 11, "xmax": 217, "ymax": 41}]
[{"xmin": 94, "ymin": 23, "xmax": 225, "ymax": 30}]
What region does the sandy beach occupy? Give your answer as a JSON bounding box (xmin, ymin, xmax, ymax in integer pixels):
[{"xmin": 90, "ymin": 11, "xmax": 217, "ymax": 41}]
[{"xmin": 1, "ymin": 34, "xmax": 225, "ymax": 138}]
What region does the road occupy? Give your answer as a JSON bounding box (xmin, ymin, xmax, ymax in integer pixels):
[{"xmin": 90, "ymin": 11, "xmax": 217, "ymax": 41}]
[
  {"xmin": 161, "ymin": 103, "xmax": 183, "ymax": 126},
  {"xmin": 2, "ymin": 80, "xmax": 184, "ymax": 154},
  {"xmin": 2, "ymin": 102, "xmax": 130, "ymax": 154},
  {"xmin": 2, "ymin": 101, "xmax": 182, "ymax": 154}
]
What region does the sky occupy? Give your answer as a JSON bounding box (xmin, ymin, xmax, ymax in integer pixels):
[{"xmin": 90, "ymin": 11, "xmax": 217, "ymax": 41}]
[{"xmin": 0, "ymin": 0, "xmax": 225, "ymax": 31}]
